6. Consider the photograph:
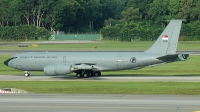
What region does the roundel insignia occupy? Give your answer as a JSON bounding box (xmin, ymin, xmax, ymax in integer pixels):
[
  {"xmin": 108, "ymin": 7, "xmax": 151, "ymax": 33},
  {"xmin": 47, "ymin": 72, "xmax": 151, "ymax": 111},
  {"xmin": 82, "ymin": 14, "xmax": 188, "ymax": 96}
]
[{"xmin": 130, "ymin": 57, "xmax": 136, "ymax": 63}]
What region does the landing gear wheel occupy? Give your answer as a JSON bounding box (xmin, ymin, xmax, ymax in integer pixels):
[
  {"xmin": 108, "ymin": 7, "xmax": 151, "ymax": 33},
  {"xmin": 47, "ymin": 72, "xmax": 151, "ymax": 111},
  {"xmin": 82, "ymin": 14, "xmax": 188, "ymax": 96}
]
[
  {"xmin": 94, "ymin": 72, "xmax": 98, "ymax": 76},
  {"xmin": 76, "ymin": 73, "xmax": 82, "ymax": 78},
  {"xmin": 83, "ymin": 73, "xmax": 89, "ymax": 78},
  {"xmin": 24, "ymin": 73, "xmax": 30, "ymax": 77},
  {"xmin": 24, "ymin": 71, "xmax": 30, "ymax": 77},
  {"xmin": 97, "ymin": 71, "xmax": 101, "ymax": 76},
  {"xmin": 94, "ymin": 71, "xmax": 101, "ymax": 77}
]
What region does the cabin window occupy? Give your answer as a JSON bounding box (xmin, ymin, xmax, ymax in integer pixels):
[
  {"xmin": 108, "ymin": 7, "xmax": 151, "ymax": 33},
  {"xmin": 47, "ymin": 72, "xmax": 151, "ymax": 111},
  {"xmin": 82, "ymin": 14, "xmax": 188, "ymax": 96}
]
[{"xmin": 11, "ymin": 57, "xmax": 17, "ymax": 59}]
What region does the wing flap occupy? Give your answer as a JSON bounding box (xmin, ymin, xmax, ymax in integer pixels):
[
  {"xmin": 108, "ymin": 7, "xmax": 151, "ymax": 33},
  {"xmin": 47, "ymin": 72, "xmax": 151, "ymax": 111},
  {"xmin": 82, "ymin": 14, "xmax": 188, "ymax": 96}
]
[{"xmin": 75, "ymin": 63, "xmax": 96, "ymax": 65}]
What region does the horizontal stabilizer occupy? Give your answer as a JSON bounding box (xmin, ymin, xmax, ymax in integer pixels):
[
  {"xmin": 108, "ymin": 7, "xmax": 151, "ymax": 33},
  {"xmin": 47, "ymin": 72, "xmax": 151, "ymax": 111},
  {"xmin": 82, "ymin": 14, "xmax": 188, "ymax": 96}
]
[
  {"xmin": 157, "ymin": 52, "xmax": 194, "ymax": 60},
  {"xmin": 157, "ymin": 54, "xmax": 179, "ymax": 59}
]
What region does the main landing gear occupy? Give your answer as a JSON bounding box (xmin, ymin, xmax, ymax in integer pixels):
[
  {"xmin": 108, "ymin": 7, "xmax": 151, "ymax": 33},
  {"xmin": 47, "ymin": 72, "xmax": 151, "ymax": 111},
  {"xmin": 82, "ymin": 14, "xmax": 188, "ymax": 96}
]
[
  {"xmin": 23, "ymin": 70, "xmax": 101, "ymax": 78},
  {"xmin": 24, "ymin": 71, "xmax": 30, "ymax": 77},
  {"xmin": 75, "ymin": 70, "xmax": 101, "ymax": 78}
]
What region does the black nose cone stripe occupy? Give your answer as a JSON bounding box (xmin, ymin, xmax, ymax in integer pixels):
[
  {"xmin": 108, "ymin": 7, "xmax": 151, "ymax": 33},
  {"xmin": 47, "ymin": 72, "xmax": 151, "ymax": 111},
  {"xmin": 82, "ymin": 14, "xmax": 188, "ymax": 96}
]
[{"xmin": 4, "ymin": 59, "xmax": 11, "ymax": 66}]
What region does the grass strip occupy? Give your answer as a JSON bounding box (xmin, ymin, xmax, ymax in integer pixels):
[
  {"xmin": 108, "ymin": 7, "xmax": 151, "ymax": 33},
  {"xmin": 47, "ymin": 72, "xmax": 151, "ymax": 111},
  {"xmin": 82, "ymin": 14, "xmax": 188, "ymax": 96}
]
[
  {"xmin": 1, "ymin": 41, "xmax": 200, "ymax": 50},
  {"xmin": 0, "ymin": 81, "xmax": 200, "ymax": 95}
]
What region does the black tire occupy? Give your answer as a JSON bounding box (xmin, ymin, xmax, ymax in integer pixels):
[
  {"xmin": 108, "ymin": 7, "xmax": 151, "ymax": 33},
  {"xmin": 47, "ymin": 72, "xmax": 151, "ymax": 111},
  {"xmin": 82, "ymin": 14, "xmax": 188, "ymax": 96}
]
[
  {"xmin": 76, "ymin": 73, "xmax": 82, "ymax": 78},
  {"xmin": 94, "ymin": 71, "xmax": 101, "ymax": 77},
  {"xmin": 24, "ymin": 73, "xmax": 30, "ymax": 77},
  {"xmin": 97, "ymin": 71, "xmax": 101, "ymax": 76},
  {"xmin": 83, "ymin": 73, "xmax": 89, "ymax": 78}
]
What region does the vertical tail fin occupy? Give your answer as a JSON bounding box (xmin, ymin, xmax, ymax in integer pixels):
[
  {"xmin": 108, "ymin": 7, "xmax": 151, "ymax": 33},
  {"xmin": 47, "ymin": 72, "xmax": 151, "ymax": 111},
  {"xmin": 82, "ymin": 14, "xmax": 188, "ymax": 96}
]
[{"xmin": 145, "ymin": 20, "xmax": 182, "ymax": 55}]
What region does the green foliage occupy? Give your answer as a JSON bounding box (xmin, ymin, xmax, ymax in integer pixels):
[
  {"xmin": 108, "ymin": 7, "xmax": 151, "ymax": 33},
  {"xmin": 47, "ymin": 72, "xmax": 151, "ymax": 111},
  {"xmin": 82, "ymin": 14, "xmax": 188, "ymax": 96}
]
[
  {"xmin": 148, "ymin": 0, "xmax": 169, "ymax": 22},
  {"xmin": 122, "ymin": 7, "xmax": 142, "ymax": 22},
  {"xmin": 0, "ymin": 25, "xmax": 49, "ymax": 41},
  {"xmin": 1, "ymin": 0, "xmax": 200, "ymax": 41},
  {"xmin": 101, "ymin": 22, "xmax": 163, "ymax": 41},
  {"xmin": 101, "ymin": 0, "xmax": 200, "ymax": 41},
  {"xmin": 180, "ymin": 21, "xmax": 200, "ymax": 41}
]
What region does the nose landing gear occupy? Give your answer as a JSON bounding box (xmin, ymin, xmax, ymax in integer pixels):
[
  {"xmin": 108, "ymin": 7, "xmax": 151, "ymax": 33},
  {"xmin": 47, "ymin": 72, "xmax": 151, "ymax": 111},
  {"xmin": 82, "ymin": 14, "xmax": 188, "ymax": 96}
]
[{"xmin": 24, "ymin": 71, "xmax": 30, "ymax": 77}]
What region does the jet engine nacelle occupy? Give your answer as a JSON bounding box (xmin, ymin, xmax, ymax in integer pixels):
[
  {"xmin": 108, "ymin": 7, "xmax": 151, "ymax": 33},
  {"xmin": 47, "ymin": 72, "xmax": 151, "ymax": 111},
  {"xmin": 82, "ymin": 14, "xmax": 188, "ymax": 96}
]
[
  {"xmin": 44, "ymin": 64, "xmax": 72, "ymax": 76},
  {"xmin": 178, "ymin": 54, "xmax": 190, "ymax": 61}
]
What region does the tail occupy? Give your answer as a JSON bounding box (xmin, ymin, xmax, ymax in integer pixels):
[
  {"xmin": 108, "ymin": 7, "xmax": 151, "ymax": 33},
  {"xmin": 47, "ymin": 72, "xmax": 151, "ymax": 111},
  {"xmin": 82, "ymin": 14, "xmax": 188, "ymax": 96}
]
[{"xmin": 145, "ymin": 20, "xmax": 182, "ymax": 55}]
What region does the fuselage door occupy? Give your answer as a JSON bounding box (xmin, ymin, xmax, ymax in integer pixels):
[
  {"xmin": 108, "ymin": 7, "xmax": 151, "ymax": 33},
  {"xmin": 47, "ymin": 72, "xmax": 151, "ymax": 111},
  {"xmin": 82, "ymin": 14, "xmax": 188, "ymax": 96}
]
[
  {"xmin": 63, "ymin": 56, "xmax": 66, "ymax": 63},
  {"xmin": 116, "ymin": 59, "xmax": 123, "ymax": 70}
]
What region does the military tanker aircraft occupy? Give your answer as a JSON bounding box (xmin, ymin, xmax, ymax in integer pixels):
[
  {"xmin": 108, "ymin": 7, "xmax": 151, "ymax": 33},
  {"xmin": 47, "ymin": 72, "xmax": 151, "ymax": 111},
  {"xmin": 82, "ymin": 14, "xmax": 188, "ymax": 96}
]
[{"xmin": 4, "ymin": 20, "xmax": 190, "ymax": 78}]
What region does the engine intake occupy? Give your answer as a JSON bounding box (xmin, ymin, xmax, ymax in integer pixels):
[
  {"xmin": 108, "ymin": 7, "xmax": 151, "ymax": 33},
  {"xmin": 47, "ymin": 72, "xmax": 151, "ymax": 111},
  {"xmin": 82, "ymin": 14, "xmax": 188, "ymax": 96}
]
[{"xmin": 44, "ymin": 64, "xmax": 72, "ymax": 76}]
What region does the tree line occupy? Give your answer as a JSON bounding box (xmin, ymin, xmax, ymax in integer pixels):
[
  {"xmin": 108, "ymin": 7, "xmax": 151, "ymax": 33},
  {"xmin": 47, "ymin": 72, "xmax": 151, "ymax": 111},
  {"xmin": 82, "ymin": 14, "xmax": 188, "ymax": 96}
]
[
  {"xmin": 102, "ymin": 0, "xmax": 200, "ymax": 41},
  {"xmin": 0, "ymin": 0, "xmax": 127, "ymax": 31},
  {"xmin": 0, "ymin": 25, "xmax": 49, "ymax": 41},
  {"xmin": 0, "ymin": 0, "xmax": 200, "ymax": 41}
]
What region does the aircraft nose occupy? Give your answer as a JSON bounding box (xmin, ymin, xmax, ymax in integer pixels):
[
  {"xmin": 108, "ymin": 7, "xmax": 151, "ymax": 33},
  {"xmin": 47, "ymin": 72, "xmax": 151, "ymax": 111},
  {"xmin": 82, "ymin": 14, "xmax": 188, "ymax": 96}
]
[{"xmin": 4, "ymin": 59, "xmax": 10, "ymax": 66}]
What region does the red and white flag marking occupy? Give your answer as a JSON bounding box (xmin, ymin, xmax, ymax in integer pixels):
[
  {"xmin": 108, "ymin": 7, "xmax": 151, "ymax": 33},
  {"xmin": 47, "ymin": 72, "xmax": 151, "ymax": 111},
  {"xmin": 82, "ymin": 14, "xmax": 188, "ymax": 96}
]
[{"xmin": 162, "ymin": 35, "xmax": 168, "ymax": 41}]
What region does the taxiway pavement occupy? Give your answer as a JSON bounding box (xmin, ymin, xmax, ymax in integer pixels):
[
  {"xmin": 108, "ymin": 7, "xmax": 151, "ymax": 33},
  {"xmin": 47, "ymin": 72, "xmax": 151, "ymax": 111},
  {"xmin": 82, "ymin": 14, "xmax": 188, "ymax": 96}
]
[
  {"xmin": 1, "ymin": 75, "xmax": 200, "ymax": 82},
  {"xmin": 0, "ymin": 94, "xmax": 199, "ymax": 112}
]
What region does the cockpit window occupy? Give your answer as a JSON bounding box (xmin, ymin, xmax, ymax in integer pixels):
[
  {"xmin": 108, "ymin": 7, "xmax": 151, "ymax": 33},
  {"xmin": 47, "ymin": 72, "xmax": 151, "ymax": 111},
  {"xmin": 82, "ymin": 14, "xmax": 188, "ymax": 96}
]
[{"xmin": 11, "ymin": 57, "xmax": 17, "ymax": 59}]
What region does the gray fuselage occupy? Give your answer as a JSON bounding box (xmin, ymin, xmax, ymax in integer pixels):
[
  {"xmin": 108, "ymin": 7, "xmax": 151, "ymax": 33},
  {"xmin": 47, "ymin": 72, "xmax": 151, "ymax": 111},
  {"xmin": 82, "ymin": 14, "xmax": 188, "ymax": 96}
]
[{"xmin": 7, "ymin": 51, "xmax": 163, "ymax": 71}]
